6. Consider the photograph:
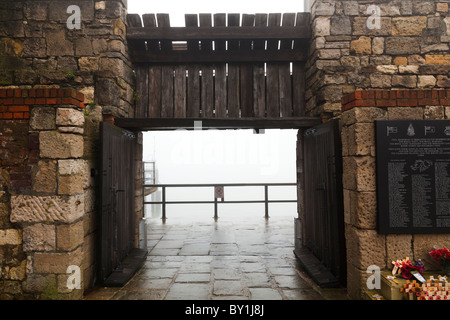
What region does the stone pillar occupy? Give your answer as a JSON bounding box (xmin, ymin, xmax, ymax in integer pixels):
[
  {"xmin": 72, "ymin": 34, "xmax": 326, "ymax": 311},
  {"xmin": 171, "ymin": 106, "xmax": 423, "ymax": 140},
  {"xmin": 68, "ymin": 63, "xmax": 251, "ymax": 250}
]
[
  {"xmin": 307, "ymin": 0, "xmax": 450, "ymax": 299},
  {"xmin": 1, "ymin": 0, "xmax": 139, "ymax": 299}
]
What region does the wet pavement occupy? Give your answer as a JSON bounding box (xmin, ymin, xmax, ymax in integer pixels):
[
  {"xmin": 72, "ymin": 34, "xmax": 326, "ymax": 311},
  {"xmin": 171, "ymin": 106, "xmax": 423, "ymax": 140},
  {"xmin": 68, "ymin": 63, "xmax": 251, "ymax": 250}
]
[{"xmin": 84, "ymin": 212, "xmax": 348, "ymax": 301}]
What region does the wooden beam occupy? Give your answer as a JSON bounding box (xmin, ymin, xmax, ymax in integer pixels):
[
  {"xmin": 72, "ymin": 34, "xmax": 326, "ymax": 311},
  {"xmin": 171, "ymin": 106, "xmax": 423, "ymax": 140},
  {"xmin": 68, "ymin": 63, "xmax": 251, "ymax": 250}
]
[
  {"xmin": 115, "ymin": 117, "xmax": 321, "ymax": 130},
  {"xmin": 126, "ymin": 26, "xmax": 311, "ymax": 41},
  {"xmin": 130, "ymin": 50, "xmax": 307, "ymax": 63}
]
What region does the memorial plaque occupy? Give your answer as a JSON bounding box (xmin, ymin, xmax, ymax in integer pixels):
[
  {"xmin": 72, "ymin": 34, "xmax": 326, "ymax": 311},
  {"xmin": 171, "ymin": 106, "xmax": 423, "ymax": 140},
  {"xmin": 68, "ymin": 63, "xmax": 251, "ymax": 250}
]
[{"xmin": 376, "ymin": 120, "xmax": 450, "ymax": 234}]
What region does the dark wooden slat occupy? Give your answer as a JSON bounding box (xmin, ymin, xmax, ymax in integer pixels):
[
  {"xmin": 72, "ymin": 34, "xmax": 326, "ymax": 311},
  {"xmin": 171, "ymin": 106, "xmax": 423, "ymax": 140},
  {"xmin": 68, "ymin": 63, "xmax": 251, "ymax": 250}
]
[
  {"xmin": 174, "ymin": 65, "xmax": 186, "ymax": 118},
  {"xmin": 135, "ymin": 64, "xmax": 149, "ymax": 117},
  {"xmin": 280, "ymin": 13, "xmax": 295, "ymax": 50},
  {"xmin": 227, "ymin": 63, "xmax": 239, "ymax": 118},
  {"xmin": 266, "ymin": 13, "xmax": 281, "ymax": 52},
  {"xmin": 127, "ymin": 14, "xmax": 145, "ymax": 51},
  {"xmin": 185, "ymin": 14, "xmax": 200, "ymax": 52},
  {"xmin": 253, "ymin": 14, "xmax": 267, "ymax": 118},
  {"xmin": 213, "ymin": 14, "xmax": 227, "ymax": 119},
  {"xmin": 148, "ymin": 65, "xmax": 161, "ymax": 118},
  {"xmin": 187, "ymin": 65, "xmax": 200, "ymax": 117},
  {"xmin": 294, "ymin": 12, "xmax": 311, "ymax": 50},
  {"xmin": 157, "ymin": 14, "xmax": 172, "ymax": 51},
  {"xmin": 115, "ymin": 117, "xmax": 322, "ymax": 130},
  {"xmin": 240, "ymin": 14, "xmax": 255, "ymax": 118},
  {"xmin": 253, "ymin": 14, "xmax": 268, "ymax": 51},
  {"xmin": 142, "ymin": 14, "xmax": 159, "ymax": 52},
  {"xmin": 227, "ymin": 14, "xmax": 241, "ymax": 118},
  {"xmin": 127, "ymin": 26, "xmax": 311, "ymax": 41},
  {"xmin": 213, "ymin": 14, "xmax": 227, "ymax": 51},
  {"xmin": 214, "ymin": 64, "xmax": 227, "ymax": 118},
  {"xmin": 279, "ymin": 14, "xmax": 296, "ymax": 118},
  {"xmin": 266, "ymin": 14, "xmax": 281, "ymax": 118},
  {"xmin": 293, "ymin": 62, "xmax": 306, "ymax": 116},
  {"xmin": 201, "ymin": 66, "xmax": 214, "ymax": 118},
  {"xmin": 199, "ymin": 14, "xmax": 212, "ymax": 52},
  {"xmin": 161, "ymin": 65, "xmax": 174, "ymax": 117}
]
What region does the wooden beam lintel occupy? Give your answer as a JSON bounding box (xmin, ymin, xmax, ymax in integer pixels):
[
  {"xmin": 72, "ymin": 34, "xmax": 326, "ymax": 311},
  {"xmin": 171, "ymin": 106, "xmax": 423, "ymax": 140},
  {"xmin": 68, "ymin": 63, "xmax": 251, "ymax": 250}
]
[{"xmin": 115, "ymin": 117, "xmax": 321, "ymax": 131}]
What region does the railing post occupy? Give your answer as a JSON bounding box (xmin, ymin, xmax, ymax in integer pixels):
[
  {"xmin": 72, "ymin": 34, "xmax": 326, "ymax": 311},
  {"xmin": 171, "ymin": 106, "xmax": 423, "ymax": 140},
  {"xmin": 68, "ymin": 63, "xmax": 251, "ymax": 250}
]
[
  {"xmin": 162, "ymin": 186, "xmax": 166, "ymax": 222},
  {"xmin": 214, "ymin": 196, "xmax": 218, "ymax": 221},
  {"xmin": 264, "ymin": 185, "xmax": 269, "ymax": 219}
]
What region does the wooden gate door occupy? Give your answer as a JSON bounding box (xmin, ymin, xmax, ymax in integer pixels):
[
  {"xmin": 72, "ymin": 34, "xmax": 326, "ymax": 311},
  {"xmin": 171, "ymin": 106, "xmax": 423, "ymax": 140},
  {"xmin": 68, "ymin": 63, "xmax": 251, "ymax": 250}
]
[
  {"xmin": 100, "ymin": 122, "xmax": 146, "ymax": 286},
  {"xmin": 296, "ymin": 119, "xmax": 346, "ymax": 287}
]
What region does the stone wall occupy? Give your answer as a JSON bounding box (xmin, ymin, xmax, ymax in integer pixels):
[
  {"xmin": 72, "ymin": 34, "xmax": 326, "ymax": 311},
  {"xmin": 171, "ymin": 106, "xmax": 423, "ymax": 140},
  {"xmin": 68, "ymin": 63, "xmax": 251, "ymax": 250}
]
[
  {"xmin": 306, "ymin": 0, "xmax": 449, "ymax": 120},
  {"xmin": 0, "ymin": 1, "xmax": 143, "ymax": 299},
  {"xmin": 341, "ymin": 89, "xmax": 450, "ymax": 299},
  {"xmin": 307, "ymin": 0, "xmax": 450, "ymax": 299}
]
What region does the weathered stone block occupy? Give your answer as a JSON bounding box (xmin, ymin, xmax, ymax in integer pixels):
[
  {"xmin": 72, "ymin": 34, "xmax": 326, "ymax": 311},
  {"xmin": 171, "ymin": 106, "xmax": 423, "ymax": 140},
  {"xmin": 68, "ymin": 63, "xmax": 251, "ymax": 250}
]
[
  {"xmin": 437, "ymin": 75, "xmax": 450, "ymax": 87},
  {"xmin": 392, "ymin": 17, "xmax": 427, "ymax": 36},
  {"xmin": 346, "ymin": 190, "xmax": 377, "ymax": 229},
  {"xmin": 341, "ymin": 107, "xmax": 387, "ymax": 126},
  {"xmin": 58, "ymin": 174, "xmax": 84, "ymax": 195},
  {"xmin": 350, "ymin": 36, "xmax": 371, "ymax": 55},
  {"xmin": 56, "ymin": 220, "xmax": 83, "ymax": 251},
  {"xmin": 313, "ymin": 17, "xmax": 330, "ymax": 37},
  {"xmin": 376, "ymin": 65, "xmax": 397, "ymax": 74},
  {"xmin": 413, "ymin": 1, "xmax": 435, "ymax": 15},
  {"xmin": 386, "ymin": 235, "xmax": 413, "ymax": 265},
  {"xmin": 0, "ymin": 229, "xmax": 21, "ymax": 245},
  {"xmin": 342, "ymin": 156, "xmax": 376, "ymax": 192},
  {"xmin": 424, "ymin": 106, "xmax": 445, "ymax": 119},
  {"xmin": 22, "ymin": 38, "xmax": 46, "ymax": 58},
  {"xmin": 46, "ymin": 31, "xmax": 74, "ymax": 56},
  {"xmin": 399, "ymin": 65, "xmax": 419, "ymax": 74},
  {"xmin": 370, "ymin": 74, "xmax": 392, "ymax": 88},
  {"xmin": 311, "ymin": 1, "xmax": 335, "ymax": 16},
  {"xmin": 418, "ymin": 75, "xmax": 437, "ymax": 88},
  {"xmin": 346, "ymin": 226, "xmax": 386, "ymax": 270},
  {"xmin": 347, "ymin": 123, "xmax": 375, "ymax": 156},
  {"xmin": 23, "ymin": 223, "xmax": 55, "ymax": 252},
  {"xmin": 425, "ymin": 54, "xmax": 450, "ymax": 65},
  {"xmin": 385, "ymin": 37, "xmax": 420, "ymax": 55},
  {"xmin": 330, "ymin": 16, "xmax": 351, "ymax": 35},
  {"xmin": 39, "ymin": 131, "xmax": 83, "ymax": 159},
  {"xmin": 30, "ymin": 107, "xmax": 56, "ymax": 130},
  {"xmin": 353, "ymin": 17, "xmax": 392, "ymax": 36},
  {"xmin": 32, "ymin": 160, "xmax": 57, "ymax": 194},
  {"xmin": 56, "ymin": 108, "xmax": 85, "ymax": 127},
  {"xmin": 33, "ymin": 247, "xmax": 83, "ymax": 274},
  {"xmin": 372, "ymin": 37, "xmax": 384, "ymax": 55},
  {"xmin": 387, "ymin": 107, "xmax": 423, "ymax": 120},
  {"xmin": 10, "ymin": 194, "xmax": 84, "ymax": 224},
  {"xmin": 392, "ymin": 75, "xmax": 417, "ymax": 88}
]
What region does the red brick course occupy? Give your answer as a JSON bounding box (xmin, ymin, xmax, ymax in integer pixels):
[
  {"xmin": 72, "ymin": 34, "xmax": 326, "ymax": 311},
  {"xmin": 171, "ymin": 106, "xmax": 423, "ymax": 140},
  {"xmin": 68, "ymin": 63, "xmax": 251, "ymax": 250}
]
[
  {"xmin": 342, "ymin": 89, "xmax": 450, "ymax": 111},
  {"xmin": 0, "ymin": 88, "xmax": 85, "ymax": 120}
]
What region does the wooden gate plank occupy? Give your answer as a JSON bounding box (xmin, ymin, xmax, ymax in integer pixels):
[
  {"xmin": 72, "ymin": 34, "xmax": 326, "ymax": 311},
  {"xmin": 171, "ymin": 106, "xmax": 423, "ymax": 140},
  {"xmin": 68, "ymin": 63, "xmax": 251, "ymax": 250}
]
[
  {"xmin": 135, "ymin": 65, "xmax": 149, "ymax": 117},
  {"xmin": 213, "ymin": 14, "xmax": 227, "ymax": 118},
  {"xmin": 157, "ymin": 13, "xmax": 172, "ymax": 51},
  {"xmin": 148, "ymin": 65, "xmax": 162, "ymax": 118},
  {"xmin": 185, "ymin": 14, "xmax": 201, "ymax": 117},
  {"xmin": 266, "ymin": 13, "xmax": 281, "ymax": 118},
  {"xmin": 279, "ymin": 13, "xmax": 296, "ymax": 118},
  {"xmin": 161, "ymin": 65, "xmax": 174, "ymax": 117},
  {"xmin": 240, "ymin": 14, "xmax": 255, "ymax": 118},
  {"xmin": 174, "ymin": 65, "xmax": 186, "ymax": 118},
  {"xmin": 227, "ymin": 14, "xmax": 241, "ymax": 118},
  {"xmin": 199, "ymin": 14, "xmax": 214, "ymax": 118},
  {"xmin": 253, "ymin": 14, "xmax": 267, "ymax": 118},
  {"xmin": 142, "ymin": 14, "xmax": 159, "ymax": 52}
]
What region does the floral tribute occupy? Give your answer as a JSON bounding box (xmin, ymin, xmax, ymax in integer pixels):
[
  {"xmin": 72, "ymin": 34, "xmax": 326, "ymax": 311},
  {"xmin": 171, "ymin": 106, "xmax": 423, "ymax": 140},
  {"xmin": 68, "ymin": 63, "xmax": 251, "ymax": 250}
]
[{"xmin": 429, "ymin": 247, "xmax": 450, "ymax": 271}]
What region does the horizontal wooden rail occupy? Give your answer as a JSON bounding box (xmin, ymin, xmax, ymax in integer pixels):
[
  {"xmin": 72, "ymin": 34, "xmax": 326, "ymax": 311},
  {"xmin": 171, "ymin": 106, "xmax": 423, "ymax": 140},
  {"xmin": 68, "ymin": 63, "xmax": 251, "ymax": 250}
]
[
  {"xmin": 116, "ymin": 117, "xmax": 321, "ymax": 130},
  {"xmin": 127, "ymin": 26, "xmax": 310, "ymax": 41}
]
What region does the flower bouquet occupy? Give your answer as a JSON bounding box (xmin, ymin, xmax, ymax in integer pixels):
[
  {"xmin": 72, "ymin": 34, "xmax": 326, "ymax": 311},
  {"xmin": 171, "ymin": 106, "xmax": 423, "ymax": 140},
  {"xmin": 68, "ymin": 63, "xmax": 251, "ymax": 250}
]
[
  {"xmin": 429, "ymin": 247, "xmax": 450, "ymax": 276},
  {"xmin": 400, "ymin": 258, "xmax": 425, "ymax": 280}
]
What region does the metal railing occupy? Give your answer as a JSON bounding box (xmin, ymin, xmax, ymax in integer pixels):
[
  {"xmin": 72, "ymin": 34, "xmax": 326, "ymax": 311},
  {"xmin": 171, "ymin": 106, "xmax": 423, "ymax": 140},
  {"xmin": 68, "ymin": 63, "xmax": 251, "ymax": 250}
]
[{"xmin": 143, "ymin": 183, "xmax": 297, "ymax": 221}]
